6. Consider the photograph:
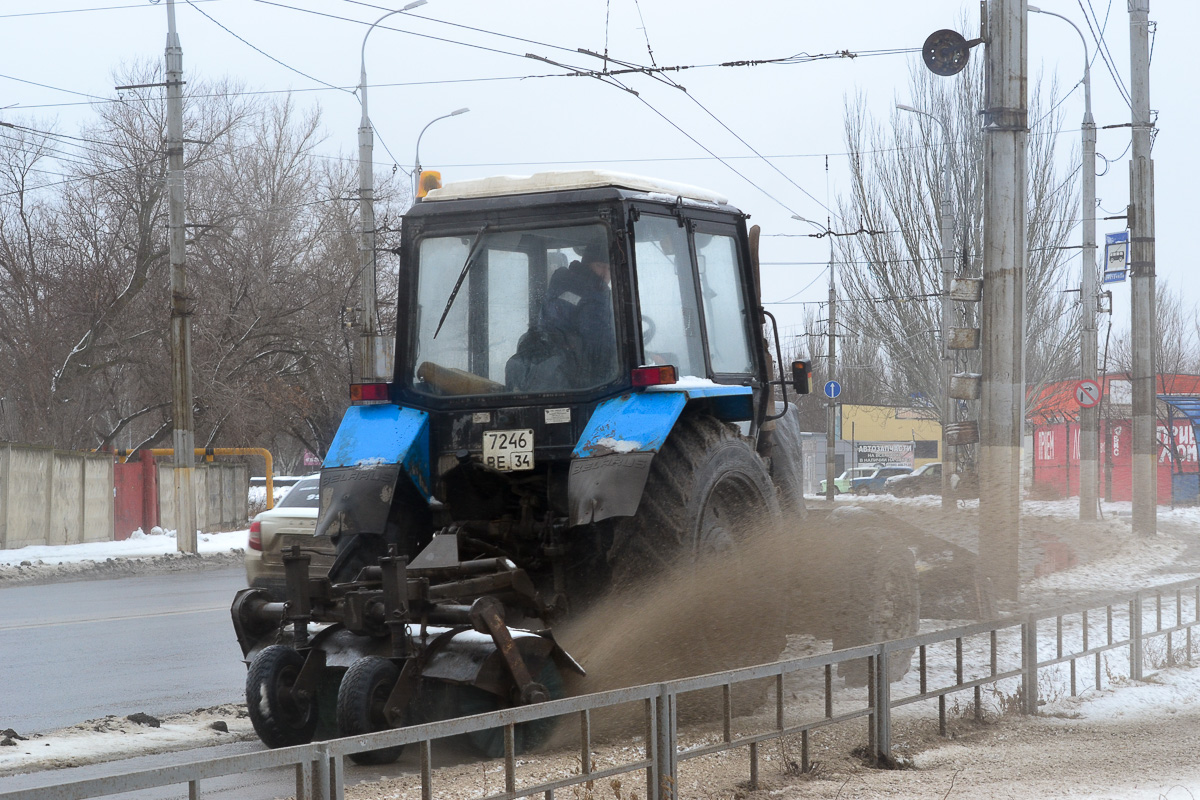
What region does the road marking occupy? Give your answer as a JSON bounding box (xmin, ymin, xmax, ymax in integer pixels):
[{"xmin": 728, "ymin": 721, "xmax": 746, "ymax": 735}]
[{"xmin": 0, "ymin": 605, "xmax": 229, "ymax": 632}]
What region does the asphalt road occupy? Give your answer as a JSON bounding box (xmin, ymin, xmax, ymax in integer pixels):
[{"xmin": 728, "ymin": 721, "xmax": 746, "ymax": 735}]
[{"xmin": 0, "ymin": 567, "xmax": 249, "ymax": 735}]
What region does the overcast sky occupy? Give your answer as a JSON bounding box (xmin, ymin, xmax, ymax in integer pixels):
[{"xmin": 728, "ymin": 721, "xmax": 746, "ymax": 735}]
[{"xmin": 3, "ymin": 0, "xmax": 1196, "ymax": 356}]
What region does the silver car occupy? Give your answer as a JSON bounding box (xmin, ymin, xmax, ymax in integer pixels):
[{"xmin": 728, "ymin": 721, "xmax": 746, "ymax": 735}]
[{"xmin": 244, "ymin": 475, "xmax": 334, "ymax": 598}]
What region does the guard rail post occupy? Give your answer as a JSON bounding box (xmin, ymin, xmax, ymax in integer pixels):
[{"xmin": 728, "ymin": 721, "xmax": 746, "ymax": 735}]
[
  {"xmin": 873, "ymin": 647, "xmax": 892, "ymax": 761},
  {"xmin": 1021, "ymin": 618, "xmax": 1039, "ymax": 715},
  {"xmin": 296, "ymin": 760, "xmax": 313, "ymax": 800},
  {"xmin": 655, "ymin": 686, "xmax": 677, "ymax": 800},
  {"xmin": 1130, "ymin": 594, "xmax": 1144, "ymax": 681}
]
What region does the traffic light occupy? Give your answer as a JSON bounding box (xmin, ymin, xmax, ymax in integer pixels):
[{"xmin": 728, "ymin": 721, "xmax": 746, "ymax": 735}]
[{"xmin": 791, "ymin": 360, "xmax": 811, "ymax": 394}]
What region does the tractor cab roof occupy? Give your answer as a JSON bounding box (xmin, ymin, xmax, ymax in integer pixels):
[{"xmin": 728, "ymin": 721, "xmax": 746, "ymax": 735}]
[{"xmin": 413, "ymin": 170, "xmax": 740, "ymax": 217}]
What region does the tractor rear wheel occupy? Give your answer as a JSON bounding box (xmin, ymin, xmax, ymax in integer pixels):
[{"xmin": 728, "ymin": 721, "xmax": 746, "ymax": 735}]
[
  {"xmin": 246, "ymin": 645, "xmax": 318, "ymax": 748},
  {"xmin": 608, "ymin": 414, "xmax": 784, "ymax": 709},
  {"xmin": 337, "ymin": 657, "xmax": 403, "ymax": 765},
  {"xmin": 610, "ymin": 413, "xmax": 780, "ymax": 586}
]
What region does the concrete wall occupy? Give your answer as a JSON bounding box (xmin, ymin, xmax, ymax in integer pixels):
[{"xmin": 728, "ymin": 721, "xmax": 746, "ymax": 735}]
[
  {"xmin": 0, "ymin": 445, "xmax": 114, "ymax": 549},
  {"xmin": 156, "ymin": 462, "xmax": 249, "ymax": 533}
]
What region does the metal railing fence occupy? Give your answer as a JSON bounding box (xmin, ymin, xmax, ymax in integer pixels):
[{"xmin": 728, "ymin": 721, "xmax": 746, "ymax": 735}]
[{"xmin": 3, "ymin": 576, "xmax": 1199, "ymax": 800}]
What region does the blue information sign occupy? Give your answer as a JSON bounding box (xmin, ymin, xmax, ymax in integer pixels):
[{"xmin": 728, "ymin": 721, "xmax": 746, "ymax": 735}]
[
  {"xmin": 823, "ymin": 380, "xmax": 842, "ymax": 399},
  {"xmin": 1102, "ymin": 231, "xmax": 1128, "ymax": 284}
]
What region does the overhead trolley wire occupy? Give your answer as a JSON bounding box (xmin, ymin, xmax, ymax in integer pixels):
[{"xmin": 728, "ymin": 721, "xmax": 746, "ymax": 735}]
[
  {"xmin": 1079, "ymin": 0, "xmax": 1131, "ymax": 108},
  {"xmin": 184, "ymin": 0, "xmax": 350, "ymax": 95}
]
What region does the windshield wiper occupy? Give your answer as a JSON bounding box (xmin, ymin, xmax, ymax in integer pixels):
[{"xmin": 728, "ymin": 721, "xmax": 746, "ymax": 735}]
[{"xmin": 433, "ymin": 224, "xmax": 490, "ymax": 339}]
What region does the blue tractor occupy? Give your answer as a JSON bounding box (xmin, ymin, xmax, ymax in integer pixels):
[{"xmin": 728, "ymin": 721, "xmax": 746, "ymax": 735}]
[{"xmin": 231, "ymin": 171, "xmax": 917, "ymax": 759}]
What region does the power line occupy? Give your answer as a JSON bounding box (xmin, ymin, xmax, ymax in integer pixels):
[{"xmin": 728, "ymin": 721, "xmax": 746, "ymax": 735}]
[
  {"xmin": 184, "ymin": 0, "xmax": 349, "ymax": 95},
  {"xmin": 0, "ymin": 72, "xmax": 109, "ymax": 102},
  {"xmin": 0, "ymin": 0, "xmax": 220, "ymax": 18},
  {"xmin": 1079, "ymin": 0, "xmax": 1132, "ymax": 108}
]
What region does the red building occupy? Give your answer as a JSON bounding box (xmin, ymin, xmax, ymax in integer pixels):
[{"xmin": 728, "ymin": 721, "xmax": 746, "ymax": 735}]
[{"xmin": 1028, "ymin": 375, "xmax": 1200, "ymax": 504}]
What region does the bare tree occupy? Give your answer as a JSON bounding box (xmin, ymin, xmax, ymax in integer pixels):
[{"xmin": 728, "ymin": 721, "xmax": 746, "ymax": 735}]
[
  {"xmin": 0, "ymin": 64, "xmax": 409, "ymax": 462},
  {"xmin": 1111, "ymin": 280, "xmax": 1200, "ymax": 380},
  {"xmin": 831, "ymin": 59, "xmax": 1081, "ymax": 420}
]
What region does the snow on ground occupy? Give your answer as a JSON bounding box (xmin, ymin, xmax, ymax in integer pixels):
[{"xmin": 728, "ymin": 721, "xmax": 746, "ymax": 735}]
[
  {"xmin": 0, "ymin": 707, "xmax": 255, "ymax": 777},
  {"xmin": 0, "ymin": 527, "xmax": 249, "ymax": 567}
]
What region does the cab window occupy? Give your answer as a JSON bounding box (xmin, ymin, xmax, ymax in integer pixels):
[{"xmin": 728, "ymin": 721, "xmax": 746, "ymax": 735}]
[
  {"xmin": 632, "ymin": 215, "xmax": 704, "ymax": 378},
  {"xmin": 694, "ymin": 231, "xmax": 754, "ymax": 375}
]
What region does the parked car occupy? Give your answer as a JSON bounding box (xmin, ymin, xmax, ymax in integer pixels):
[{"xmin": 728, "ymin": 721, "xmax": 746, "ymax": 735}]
[
  {"xmin": 885, "ymin": 462, "xmax": 942, "ymax": 496},
  {"xmin": 849, "ymin": 466, "xmax": 912, "ymax": 495},
  {"xmin": 818, "ymin": 467, "xmax": 875, "ymax": 495},
  {"xmin": 244, "ymin": 474, "xmax": 334, "ymax": 599}
]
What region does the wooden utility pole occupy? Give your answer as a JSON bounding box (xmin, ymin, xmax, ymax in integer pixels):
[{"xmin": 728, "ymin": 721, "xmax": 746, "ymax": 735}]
[
  {"xmin": 978, "ymin": 0, "xmax": 1028, "ymax": 601},
  {"xmin": 1128, "ymin": 0, "xmax": 1157, "ymax": 536}
]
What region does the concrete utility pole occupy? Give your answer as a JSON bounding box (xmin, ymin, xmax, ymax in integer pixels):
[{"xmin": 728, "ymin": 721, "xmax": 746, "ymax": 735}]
[
  {"xmin": 979, "ymin": 0, "xmax": 1028, "ymax": 601},
  {"xmin": 165, "ymin": 0, "xmax": 197, "ymax": 553},
  {"xmin": 793, "ymin": 214, "xmax": 839, "ymax": 500},
  {"xmin": 1128, "ymin": 0, "xmax": 1157, "ymax": 536},
  {"xmin": 357, "ymin": 1, "xmax": 427, "ymax": 383},
  {"xmin": 1029, "ymin": 6, "xmax": 1099, "ymax": 521},
  {"xmin": 825, "ymin": 231, "xmax": 837, "ymax": 503},
  {"xmin": 897, "ymin": 103, "xmax": 957, "ymax": 510}
]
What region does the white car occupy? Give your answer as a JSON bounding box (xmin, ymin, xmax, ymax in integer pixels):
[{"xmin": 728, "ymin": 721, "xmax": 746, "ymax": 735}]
[{"xmin": 244, "ymin": 475, "xmax": 334, "ymax": 598}]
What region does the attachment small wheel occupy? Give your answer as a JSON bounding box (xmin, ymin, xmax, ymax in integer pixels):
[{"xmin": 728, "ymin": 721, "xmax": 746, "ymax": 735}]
[
  {"xmin": 246, "ymin": 645, "xmax": 318, "ymax": 748},
  {"xmin": 337, "ymin": 657, "xmax": 403, "ymax": 765}
]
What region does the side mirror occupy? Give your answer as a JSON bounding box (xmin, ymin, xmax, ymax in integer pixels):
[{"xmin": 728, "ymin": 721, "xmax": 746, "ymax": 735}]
[{"xmin": 791, "ymin": 360, "xmax": 811, "ymax": 395}]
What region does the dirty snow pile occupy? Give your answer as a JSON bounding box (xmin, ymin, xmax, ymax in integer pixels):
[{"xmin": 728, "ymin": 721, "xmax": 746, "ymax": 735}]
[
  {"xmin": 0, "ymin": 707, "xmax": 255, "ymax": 777},
  {"xmin": 0, "ymin": 527, "xmax": 248, "ymax": 585}
]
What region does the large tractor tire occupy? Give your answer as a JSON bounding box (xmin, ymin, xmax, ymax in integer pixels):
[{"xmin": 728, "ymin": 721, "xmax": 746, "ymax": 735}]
[
  {"xmin": 610, "ymin": 413, "xmax": 781, "ymax": 585},
  {"xmin": 337, "ymin": 657, "xmax": 403, "ymax": 765},
  {"xmin": 764, "ymin": 405, "xmax": 807, "ymax": 519},
  {"xmin": 607, "ymin": 414, "xmax": 785, "ymax": 706},
  {"xmin": 246, "ymin": 645, "xmax": 318, "ymax": 748}
]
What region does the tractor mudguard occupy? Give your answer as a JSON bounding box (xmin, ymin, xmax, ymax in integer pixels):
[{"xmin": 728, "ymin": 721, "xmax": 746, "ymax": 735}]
[
  {"xmin": 567, "ymin": 385, "xmax": 754, "ymax": 526},
  {"xmin": 317, "ymin": 404, "xmax": 431, "ymax": 538}
]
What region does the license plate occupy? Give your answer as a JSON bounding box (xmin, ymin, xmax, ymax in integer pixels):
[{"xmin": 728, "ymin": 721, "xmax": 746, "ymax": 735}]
[{"xmin": 482, "ymin": 429, "xmax": 534, "ymax": 472}]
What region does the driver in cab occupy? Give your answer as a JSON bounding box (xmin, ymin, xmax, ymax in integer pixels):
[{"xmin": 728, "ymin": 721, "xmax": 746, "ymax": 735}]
[{"xmin": 506, "ymin": 242, "xmax": 618, "ymax": 391}]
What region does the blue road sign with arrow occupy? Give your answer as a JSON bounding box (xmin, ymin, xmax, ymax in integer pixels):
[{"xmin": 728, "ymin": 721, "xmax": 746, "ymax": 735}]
[{"xmin": 824, "ymin": 380, "xmax": 842, "ymax": 399}]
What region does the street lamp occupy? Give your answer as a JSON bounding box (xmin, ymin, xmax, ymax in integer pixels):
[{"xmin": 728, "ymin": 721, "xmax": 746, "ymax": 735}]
[
  {"xmin": 792, "ymin": 213, "xmax": 840, "ymax": 503},
  {"xmin": 1028, "ymin": 4, "xmax": 1099, "ymax": 521},
  {"xmin": 896, "ymin": 102, "xmax": 957, "ymax": 510},
  {"xmin": 413, "ymin": 107, "xmax": 470, "ymax": 197},
  {"xmin": 356, "ymin": 0, "xmax": 427, "ymax": 383}
]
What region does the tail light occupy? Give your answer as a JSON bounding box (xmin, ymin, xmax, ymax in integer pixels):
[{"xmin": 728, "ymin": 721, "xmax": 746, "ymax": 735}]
[
  {"xmin": 350, "ymin": 382, "xmax": 390, "ymax": 402},
  {"xmin": 248, "ymin": 520, "xmax": 262, "ymax": 551},
  {"xmin": 632, "ymin": 365, "xmax": 678, "ymax": 387}
]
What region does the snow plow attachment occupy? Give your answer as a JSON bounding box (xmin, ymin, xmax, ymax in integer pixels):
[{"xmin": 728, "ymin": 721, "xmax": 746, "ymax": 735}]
[{"xmin": 230, "ymin": 533, "xmax": 582, "ymax": 760}]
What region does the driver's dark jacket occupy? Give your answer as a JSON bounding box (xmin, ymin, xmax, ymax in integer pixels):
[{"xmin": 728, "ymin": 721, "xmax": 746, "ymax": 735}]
[{"xmin": 505, "ymin": 261, "xmax": 616, "ymax": 391}]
